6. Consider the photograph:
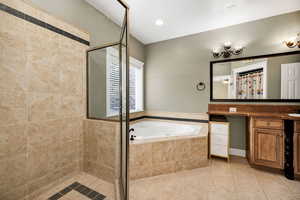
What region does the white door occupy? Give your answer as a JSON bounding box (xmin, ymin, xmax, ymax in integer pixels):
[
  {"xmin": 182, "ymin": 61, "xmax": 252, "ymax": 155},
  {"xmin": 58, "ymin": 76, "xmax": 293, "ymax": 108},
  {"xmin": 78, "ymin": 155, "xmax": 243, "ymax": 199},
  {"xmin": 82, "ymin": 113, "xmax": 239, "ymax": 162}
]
[{"xmin": 281, "ymin": 63, "xmax": 300, "ymax": 99}]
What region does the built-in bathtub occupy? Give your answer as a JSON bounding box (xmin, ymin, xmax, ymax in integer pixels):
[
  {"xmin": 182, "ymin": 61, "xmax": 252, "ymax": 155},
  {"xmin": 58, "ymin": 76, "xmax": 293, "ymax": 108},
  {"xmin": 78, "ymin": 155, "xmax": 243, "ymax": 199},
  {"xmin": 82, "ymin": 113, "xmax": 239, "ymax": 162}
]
[
  {"xmin": 130, "ymin": 121, "xmax": 205, "ymax": 140},
  {"xmin": 129, "ymin": 120, "xmax": 208, "ymax": 180}
]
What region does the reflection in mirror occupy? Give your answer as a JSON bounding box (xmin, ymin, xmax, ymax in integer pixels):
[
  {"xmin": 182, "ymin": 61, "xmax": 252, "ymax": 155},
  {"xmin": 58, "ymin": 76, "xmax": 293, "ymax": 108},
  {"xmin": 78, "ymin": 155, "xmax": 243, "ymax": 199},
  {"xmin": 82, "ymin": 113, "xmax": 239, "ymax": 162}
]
[{"xmin": 212, "ymin": 52, "xmax": 300, "ymax": 100}]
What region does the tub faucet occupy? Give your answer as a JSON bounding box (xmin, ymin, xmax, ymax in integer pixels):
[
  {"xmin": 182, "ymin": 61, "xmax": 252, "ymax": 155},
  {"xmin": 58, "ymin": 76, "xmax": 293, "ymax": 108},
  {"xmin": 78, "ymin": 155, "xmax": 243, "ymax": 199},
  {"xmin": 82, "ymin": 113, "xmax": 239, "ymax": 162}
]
[{"xmin": 129, "ymin": 128, "xmax": 136, "ymax": 141}]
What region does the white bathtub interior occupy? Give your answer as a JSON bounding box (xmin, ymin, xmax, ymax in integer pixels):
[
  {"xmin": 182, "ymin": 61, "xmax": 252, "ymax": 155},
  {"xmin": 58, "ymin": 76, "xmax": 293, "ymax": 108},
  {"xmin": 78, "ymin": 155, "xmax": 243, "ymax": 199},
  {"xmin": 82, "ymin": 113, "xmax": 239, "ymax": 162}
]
[{"xmin": 130, "ymin": 120, "xmax": 205, "ymax": 140}]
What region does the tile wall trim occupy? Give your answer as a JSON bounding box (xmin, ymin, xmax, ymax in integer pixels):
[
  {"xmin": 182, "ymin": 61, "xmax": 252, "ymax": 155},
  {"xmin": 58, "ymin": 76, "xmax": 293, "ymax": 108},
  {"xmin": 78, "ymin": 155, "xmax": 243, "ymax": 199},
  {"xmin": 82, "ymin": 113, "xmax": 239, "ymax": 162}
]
[
  {"xmin": 0, "ymin": 2, "xmax": 90, "ymax": 46},
  {"xmin": 130, "ymin": 116, "xmax": 209, "ymax": 123}
]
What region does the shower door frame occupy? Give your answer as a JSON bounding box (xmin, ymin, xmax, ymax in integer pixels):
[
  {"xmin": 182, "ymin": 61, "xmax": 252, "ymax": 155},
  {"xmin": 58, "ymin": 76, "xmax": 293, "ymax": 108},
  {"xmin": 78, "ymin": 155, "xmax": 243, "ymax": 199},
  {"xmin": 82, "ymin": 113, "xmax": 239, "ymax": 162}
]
[
  {"xmin": 85, "ymin": 1, "xmax": 130, "ymax": 200},
  {"xmin": 119, "ymin": 1, "xmax": 130, "ymax": 200}
]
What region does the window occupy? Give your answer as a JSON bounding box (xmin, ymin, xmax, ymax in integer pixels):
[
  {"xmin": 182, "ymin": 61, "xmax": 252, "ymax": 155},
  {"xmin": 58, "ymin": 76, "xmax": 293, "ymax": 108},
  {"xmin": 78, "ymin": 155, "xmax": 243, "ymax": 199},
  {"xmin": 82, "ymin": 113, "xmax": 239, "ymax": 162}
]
[
  {"xmin": 129, "ymin": 58, "xmax": 144, "ymax": 112},
  {"xmin": 106, "ymin": 47, "xmax": 144, "ymax": 117}
]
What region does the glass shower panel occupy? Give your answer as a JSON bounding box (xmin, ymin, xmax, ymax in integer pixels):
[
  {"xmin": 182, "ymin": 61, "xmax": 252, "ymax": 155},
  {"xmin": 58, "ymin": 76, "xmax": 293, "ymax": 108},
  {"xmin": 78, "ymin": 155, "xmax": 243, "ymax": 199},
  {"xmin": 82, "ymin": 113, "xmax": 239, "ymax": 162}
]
[
  {"xmin": 86, "ymin": 2, "xmax": 129, "ymax": 200},
  {"xmin": 86, "ymin": 41, "xmax": 129, "ymax": 200},
  {"xmin": 87, "ymin": 44, "xmax": 121, "ymax": 120}
]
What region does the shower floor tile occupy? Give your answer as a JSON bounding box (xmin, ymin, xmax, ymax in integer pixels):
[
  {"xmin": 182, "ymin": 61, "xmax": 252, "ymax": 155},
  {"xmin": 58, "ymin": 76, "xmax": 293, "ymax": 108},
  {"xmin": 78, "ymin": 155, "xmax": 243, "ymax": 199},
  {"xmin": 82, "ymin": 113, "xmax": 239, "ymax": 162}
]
[{"xmin": 34, "ymin": 173, "xmax": 115, "ymax": 200}]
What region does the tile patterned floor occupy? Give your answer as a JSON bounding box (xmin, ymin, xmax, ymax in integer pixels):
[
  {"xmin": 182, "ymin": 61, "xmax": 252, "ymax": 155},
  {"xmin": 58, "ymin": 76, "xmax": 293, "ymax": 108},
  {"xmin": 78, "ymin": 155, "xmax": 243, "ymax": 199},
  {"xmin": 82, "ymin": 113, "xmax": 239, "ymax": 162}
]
[
  {"xmin": 32, "ymin": 157, "xmax": 300, "ymax": 200},
  {"xmin": 34, "ymin": 173, "xmax": 115, "ymax": 200},
  {"xmin": 129, "ymin": 157, "xmax": 300, "ymax": 200}
]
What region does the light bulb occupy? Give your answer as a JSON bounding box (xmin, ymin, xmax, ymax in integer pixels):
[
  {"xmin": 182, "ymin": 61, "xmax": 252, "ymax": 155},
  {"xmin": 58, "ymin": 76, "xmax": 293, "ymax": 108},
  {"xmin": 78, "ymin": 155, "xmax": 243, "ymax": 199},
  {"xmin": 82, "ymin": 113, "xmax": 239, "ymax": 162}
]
[
  {"xmin": 224, "ymin": 42, "xmax": 232, "ymax": 47},
  {"xmin": 155, "ymin": 19, "xmax": 164, "ymax": 26},
  {"xmin": 212, "ymin": 47, "xmax": 220, "ymax": 53}
]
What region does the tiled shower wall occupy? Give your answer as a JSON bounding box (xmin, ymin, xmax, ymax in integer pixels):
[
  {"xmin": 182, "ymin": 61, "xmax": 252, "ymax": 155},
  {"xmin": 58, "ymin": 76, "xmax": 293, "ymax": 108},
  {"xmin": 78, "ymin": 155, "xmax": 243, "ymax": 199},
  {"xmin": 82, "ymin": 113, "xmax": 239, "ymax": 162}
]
[
  {"xmin": 0, "ymin": 0, "xmax": 89, "ymax": 199},
  {"xmin": 83, "ymin": 120, "xmax": 121, "ymax": 183}
]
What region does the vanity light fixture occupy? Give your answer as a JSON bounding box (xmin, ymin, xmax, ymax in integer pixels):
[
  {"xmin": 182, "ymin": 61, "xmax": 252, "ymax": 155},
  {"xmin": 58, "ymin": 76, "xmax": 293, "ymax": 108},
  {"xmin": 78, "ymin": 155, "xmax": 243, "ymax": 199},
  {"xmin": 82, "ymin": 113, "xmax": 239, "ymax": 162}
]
[
  {"xmin": 284, "ymin": 33, "xmax": 300, "ymax": 48},
  {"xmin": 212, "ymin": 42, "xmax": 244, "ymax": 58}
]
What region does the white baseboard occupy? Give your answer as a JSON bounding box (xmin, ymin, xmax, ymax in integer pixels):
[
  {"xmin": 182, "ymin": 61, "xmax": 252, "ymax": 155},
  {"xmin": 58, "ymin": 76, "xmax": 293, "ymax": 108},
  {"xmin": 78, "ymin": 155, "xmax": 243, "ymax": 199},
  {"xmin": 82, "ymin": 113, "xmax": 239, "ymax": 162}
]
[{"xmin": 229, "ymin": 148, "xmax": 246, "ymax": 157}]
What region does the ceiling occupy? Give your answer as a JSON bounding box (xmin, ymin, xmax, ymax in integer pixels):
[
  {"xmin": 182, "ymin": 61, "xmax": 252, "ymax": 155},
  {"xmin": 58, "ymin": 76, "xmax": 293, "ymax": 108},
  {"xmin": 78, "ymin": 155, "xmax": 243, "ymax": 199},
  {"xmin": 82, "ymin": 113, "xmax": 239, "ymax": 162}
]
[{"xmin": 85, "ymin": 0, "xmax": 300, "ymax": 44}]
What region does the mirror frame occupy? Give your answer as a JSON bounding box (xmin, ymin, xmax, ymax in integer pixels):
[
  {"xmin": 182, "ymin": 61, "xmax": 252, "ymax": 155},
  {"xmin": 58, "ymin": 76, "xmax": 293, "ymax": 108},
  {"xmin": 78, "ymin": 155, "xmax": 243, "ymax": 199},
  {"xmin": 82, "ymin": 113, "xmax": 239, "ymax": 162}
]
[{"xmin": 210, "ymin": 50, "xmax": 300, "ymax": 102}]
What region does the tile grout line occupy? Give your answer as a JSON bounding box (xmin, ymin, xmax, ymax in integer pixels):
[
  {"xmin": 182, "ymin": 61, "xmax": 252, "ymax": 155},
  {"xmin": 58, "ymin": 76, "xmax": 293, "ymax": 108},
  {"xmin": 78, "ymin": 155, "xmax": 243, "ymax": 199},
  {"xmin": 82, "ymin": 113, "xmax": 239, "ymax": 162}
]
[{"xmin": 252, "ymin": 170, "xmax": 273, "ymax": 200}]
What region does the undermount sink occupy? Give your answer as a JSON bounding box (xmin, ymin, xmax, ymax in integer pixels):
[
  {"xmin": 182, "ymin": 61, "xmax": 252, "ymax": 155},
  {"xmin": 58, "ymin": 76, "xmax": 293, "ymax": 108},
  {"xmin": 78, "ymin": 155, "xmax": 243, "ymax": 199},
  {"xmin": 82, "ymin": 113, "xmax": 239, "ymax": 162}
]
[{"xmin": 288, "ymin": 113, "xmax": 300, "ymax": 117}]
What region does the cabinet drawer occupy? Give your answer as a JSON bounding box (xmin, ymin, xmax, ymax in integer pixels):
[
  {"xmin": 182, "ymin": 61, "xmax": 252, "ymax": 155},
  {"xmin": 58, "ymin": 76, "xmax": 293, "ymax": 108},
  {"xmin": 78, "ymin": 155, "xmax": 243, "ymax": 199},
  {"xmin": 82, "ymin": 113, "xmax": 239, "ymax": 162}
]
[
  {"xmin": 254, "ymin": 118, "xmax": 283, "ymax": 130},
  {"xmin": 295, "ymin": 121, "xmax": 300, "ymax": 133},
  {"xmin": 211, "ymin": 144, "xmax": 228, "ymax": 157},
  {"xmin": 211, "ymin": 134, "xmax": 228, "ymax": 146}
]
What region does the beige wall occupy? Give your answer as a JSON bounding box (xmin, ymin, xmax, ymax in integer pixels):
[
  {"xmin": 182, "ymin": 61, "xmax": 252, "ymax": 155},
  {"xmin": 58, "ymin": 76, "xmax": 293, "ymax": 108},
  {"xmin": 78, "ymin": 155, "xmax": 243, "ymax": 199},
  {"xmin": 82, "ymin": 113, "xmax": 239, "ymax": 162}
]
[
  {"xmin": 0, "ymin": 0, "xmax": 88, "ymax": 199},
  {"xmin": 145, "ymin": 11, "xmax": 300, "ymax": 150}
]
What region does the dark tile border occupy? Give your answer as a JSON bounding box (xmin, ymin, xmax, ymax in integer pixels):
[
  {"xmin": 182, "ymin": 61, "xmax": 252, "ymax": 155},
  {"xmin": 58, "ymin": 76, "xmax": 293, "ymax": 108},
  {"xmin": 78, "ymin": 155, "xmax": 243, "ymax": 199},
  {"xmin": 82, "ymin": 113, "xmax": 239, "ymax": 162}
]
[
  {"xmin": 48, "ymin": 182, "xmax": 106, "ymax": 200},
  {"xmin": 130, "ymin": 115, "xmax": 209, "ymax": 123},
  {"xmin": 0, "ymin": 3, "xmax": 90, "ymax": 46}
]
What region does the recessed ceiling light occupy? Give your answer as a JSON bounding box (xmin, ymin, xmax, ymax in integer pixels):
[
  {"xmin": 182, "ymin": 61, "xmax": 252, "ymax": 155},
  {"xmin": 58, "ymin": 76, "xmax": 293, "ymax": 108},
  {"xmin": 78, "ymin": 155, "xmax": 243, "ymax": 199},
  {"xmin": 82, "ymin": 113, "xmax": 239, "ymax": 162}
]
[{"xmin": 155, "ymin": 19, "xmax": 164, "ymax": 26}]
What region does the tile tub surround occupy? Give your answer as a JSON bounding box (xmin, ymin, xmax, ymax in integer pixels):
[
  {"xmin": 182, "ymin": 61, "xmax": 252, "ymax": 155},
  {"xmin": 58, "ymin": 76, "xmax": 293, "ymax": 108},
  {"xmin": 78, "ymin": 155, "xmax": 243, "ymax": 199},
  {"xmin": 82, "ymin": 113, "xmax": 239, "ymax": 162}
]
[
  {"xmin": 129, "ymin": 121, "xmax": 208, "ymax": 179},
  {"xmin": 83, "ymin": 119, "xmax": 121, "ymax": 184},
  {"xmin": 0, "ymin": 0, "xmax": 89, "ymax": 199}
]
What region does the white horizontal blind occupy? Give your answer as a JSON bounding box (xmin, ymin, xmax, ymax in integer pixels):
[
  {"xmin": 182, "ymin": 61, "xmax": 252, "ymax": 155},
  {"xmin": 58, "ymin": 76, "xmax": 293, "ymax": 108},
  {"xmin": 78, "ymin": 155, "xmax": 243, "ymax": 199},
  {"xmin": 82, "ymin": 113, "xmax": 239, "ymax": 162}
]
[
  {"xmin": 106, "ymin": 47, "xmax": 144, "ymax": 117},
  {"xmin": 129, "ymin": 66, "xmax": 137, "ymax": 111},
  {"xmin": 106, "ymin": 48, "xmax": 120, "ymax": 116}
]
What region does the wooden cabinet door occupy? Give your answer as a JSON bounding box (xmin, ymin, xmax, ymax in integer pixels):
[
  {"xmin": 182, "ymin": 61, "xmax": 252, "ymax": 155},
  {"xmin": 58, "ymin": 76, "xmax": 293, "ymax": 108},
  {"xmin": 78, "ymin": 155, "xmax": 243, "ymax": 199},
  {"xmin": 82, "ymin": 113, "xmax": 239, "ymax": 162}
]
[
  {"xmin": 254, "ymin": 128, "xmax": 284, "ymax": 169},
  {"xmin": 295, "ymin": 132, "xmax": 300, "ymax": 175}
]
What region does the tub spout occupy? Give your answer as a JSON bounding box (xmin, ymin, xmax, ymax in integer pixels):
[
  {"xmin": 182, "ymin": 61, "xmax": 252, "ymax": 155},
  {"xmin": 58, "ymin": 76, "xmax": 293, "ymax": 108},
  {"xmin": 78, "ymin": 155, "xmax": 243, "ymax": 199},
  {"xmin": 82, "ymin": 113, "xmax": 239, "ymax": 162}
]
[{"xmin": 129, "ymin": 128, "xmax": 134, "ymax": 133}]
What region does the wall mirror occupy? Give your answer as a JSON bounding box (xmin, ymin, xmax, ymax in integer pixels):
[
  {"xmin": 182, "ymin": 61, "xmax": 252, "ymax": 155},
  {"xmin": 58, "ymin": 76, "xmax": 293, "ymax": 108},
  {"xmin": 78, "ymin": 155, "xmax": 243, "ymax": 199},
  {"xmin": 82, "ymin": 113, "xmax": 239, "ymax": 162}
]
[{"xmin": 210, "ymin": 51, "xmax": 300, "ymax": 102}]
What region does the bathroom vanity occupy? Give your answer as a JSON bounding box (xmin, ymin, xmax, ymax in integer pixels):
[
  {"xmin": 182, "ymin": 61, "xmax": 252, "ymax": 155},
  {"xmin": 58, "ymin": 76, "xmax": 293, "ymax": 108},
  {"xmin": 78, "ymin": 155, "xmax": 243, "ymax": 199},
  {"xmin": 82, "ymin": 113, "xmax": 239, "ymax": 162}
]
[
  {"xmin": 208, "ymin": 50, "xmax": 300, "ymax": 179},
  {"xmin": 208, "ymin": 104, "xmax": 300, "ymax": 179}
]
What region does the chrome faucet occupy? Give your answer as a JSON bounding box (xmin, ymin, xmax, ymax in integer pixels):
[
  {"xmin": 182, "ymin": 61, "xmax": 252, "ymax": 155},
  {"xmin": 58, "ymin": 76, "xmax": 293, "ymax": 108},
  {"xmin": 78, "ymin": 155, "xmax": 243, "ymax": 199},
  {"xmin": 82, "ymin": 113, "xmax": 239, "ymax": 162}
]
[{"xmin": 129, "ymin": 128, "xmax": 136, "ymax": 141}]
